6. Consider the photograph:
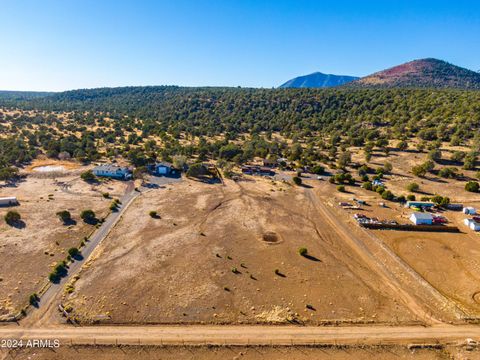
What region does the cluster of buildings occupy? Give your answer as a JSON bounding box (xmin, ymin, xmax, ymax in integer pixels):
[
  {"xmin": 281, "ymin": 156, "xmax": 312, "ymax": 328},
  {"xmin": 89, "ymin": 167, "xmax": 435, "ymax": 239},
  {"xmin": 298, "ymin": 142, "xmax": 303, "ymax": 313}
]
[
  {"xmin": 92, "ymin": 162, "xmax": 175, "ymax": 180},
  {"xmin": 241, "ymin": 165, "xmax": 275, "ymax": 177}
]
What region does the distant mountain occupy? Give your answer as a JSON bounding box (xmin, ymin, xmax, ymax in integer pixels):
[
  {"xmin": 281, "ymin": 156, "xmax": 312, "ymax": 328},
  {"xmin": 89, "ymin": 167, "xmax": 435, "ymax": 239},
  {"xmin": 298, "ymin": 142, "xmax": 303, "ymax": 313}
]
[
  {"xmin": 348, "ymin": 58, "xmax": 480, "ymax": 89},
  {"xmin": 279, "ymin": 72, "xmax": 359, "ymax": 88}
]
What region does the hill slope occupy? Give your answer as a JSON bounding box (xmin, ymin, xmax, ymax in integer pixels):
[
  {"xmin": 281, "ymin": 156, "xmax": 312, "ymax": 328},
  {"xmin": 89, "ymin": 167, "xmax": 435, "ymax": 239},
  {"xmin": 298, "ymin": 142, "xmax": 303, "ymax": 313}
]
[
  {"xmin": 348, "ymin": 58, "xmax": 480, "ymax": 89},
  {"xmin": 279, "ymin": 72, "xmax": 358, "ymax": 88}
]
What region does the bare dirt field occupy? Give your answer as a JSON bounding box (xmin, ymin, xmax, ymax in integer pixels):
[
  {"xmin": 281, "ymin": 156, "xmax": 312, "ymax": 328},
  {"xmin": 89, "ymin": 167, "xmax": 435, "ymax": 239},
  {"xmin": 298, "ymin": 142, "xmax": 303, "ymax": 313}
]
[
  {"xmin": 62, "ymin": 177, "xmax": 414, "ymax": 325},
  {"xmin": 0, "ymin": 161, "xmax": 127, "ymax": 317},
  {"xmin": 0, "ymin": 345, "xmax": 459, "ymax": 360}
]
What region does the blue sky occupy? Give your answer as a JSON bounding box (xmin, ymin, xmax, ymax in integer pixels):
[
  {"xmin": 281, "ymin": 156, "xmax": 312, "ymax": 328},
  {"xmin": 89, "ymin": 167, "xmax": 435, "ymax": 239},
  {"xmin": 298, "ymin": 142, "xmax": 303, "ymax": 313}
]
[{"xmin": 1, "ymin": 0, "xmax": 479, "ymax": 91}]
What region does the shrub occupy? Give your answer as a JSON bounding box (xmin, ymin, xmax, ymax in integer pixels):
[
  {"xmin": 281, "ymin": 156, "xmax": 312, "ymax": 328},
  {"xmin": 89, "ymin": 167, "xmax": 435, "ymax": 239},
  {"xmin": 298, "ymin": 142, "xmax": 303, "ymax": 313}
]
[
  {"xmin": 328, "ymin": 177, "xmax": 335, "ymax": 184},
  {"xmin": 381, "ymin": 190, "xmax": 394, "ymax": 201},
  {"xmin": 102, "ymin": 192, "xmax": 110, "ymax": 199},
  {"xmin": 292, "ymin": 176, "xmax": 302, "ymax": 186},
  {"xmin": 149, "ymin": 210, "xmax": 158, "ymax": 218},
  {"xmin": 362, "ymin": 182, "xmax": 373, "ymax": 191},
  {"xmin": 186, "ymin": 163, "xmax": 211, "ymax": 178},
  {"xmin": 383, "ymin": 162, "xmax": 393, "ymax": 173},
  {"xmin": 438, "ymin": 167, "xmax": 457, "ymax": 179},
  {"xmin": 397, "ymin": 195, "xmax": 406, "ymax": 203},
  {"xmin": 406, "ymin": 182, "xmax": 419, "ymax": 192},
  {"xmin": 336, "ymin": 185, "xmax": 346, "ymax": 192},
  {"xmin": 451, "ymin": 151, "xmax": 466, "ymax": 162},
  {"xmin": 80, "ymin": 209, "xmax": 96, "ymax": 222},
  {"xmin": 29, "ymin": 293, "xmax": 39, "ymax": 306},
  {"xmin": 311, "ymin": 165, "xmax": 325, "ymax": 175},
  {"xmin": 298, "ymin": 247, "xmax": 308, "ymax": 257},
  {"xmin": 68, "ymin": 247, "xmax": 79, "ymax": 257},
  {"xmin": 465, "ymin": 181, "xmax": 480, "ymax": 193},
  {"xmin": 5, "ymin": 211, "xmax": 21, "ymax": 225},
  {"xmin": 231, "ymin": 267, "xmax": 239, "ymax": 274},
  {"xmin": 80, "ymin": 170, "xmax": 95, "ymax": 182},
  {"xmin": 407, "ymin": 194, "xmax": 416, "ymax": 201},
  {"xmin": 56, "ymin": 210, "xmax": 71, "ymax": 223}
]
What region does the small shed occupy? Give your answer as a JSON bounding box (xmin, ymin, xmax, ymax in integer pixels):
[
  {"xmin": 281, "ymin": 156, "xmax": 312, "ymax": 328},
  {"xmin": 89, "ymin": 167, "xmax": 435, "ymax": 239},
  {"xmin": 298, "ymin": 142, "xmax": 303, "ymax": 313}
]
[
  {"xmin": 409, "ymin": 212, "xmax": 434, "ymax": 225},
  {"xmin": 463, "ymin": 207, "xmax": 476, "ymax": 215},
  {"xmin": 0, "ymin": 197, "xmax": 18, "ymax": 206}
]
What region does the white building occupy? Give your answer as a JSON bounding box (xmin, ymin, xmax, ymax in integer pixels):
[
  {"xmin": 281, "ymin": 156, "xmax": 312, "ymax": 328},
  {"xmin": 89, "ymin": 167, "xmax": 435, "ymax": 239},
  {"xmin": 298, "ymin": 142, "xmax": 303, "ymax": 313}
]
[
  {"xmin": 0, "ymin": 197, "xmax": 18, "ymax": 206},
  {"xmin": 464, "ymin": 218, "xmax": 480, "ymax": 231},
  {"xmin": 409, "ymin": 212, "xmax": 434, "ymax": 225},
  {"xmin": 92, "ymin": 164, "xmax": 132, "ymax": 180},
  {"xmin": 463, "ymin": 207, "xmax": 476, "ymax": 215}
]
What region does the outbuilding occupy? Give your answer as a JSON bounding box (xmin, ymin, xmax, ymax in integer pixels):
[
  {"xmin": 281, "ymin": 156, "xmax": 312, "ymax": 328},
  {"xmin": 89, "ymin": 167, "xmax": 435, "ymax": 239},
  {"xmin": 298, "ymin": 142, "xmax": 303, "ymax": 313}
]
[
  {"xmin": 464, "ymin": 218, "xmax": 480, "ymax": 231},
  {"xmin": 405, "ymin": 201, "xmax": 435, "ymax": 209},
  {"xmin": 154, "ymin": 162, "xmax": 173, "ymax": 176},
  {"xmin": 409, "ymin": 212, "xmax": 434, "ymax": 225},
  {"xmin": 463, "ymin": 207, "xmax": 476, "ymax": 215},
  {"xmin": 0, "ymin": 197, "xmax": 18, "ymax": 207}
]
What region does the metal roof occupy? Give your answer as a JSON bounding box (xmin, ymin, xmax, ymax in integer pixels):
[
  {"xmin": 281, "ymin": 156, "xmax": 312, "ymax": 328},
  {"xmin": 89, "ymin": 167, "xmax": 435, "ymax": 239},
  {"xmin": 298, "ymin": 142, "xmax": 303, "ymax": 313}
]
[
  {"xmin": 93, "ymin": 164, "xmax": 130, "ymax": 172},
  {"xmin": 410, "ymin": 212, "xmax": 433, "ymax": 220}
]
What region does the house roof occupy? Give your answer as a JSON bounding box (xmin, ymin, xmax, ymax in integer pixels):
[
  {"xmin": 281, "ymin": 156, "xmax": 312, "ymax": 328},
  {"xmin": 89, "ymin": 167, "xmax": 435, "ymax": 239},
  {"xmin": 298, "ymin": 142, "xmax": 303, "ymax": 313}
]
[
  {"xmin": 410, "ymin": 212, "xmax": 433, "ymax": 220},
  {"xmin": 93, "ymin": 164, "xmax": 130, "ymax": 172}
]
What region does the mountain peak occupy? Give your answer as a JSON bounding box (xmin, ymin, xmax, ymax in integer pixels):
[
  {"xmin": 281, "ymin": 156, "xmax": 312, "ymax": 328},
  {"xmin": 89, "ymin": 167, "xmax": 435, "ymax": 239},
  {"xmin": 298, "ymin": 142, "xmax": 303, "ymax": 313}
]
[
  {"xmin": 279, "ymin": 72, "xmax": 359, "ymax": 88},
  {"xmin": 348, "ymin": 58, "xmax": 480, "ymax": 89}
]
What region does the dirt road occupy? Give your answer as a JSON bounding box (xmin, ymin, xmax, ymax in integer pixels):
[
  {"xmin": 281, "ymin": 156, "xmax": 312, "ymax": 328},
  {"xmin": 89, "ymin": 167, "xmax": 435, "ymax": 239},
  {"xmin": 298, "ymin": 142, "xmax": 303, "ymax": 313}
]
[
  {"xmin": 0, "ymin": 324, "xmax": 479, "ymax": 346},
  {"xmin": 21, "ymin": 181, "xmax": 139, "ymax": 327}
]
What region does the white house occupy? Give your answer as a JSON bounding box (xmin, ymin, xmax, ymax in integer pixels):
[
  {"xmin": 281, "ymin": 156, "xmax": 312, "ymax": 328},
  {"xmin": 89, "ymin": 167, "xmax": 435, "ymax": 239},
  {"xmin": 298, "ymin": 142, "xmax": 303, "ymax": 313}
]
[
  {"xmin": 0, "ymin": 197, "xmax": 18, "ymax": 206},
  {"xmin": 463, "ymin": 207, "xmax": 476, "ymax": 215},
  {"xmin": 409, "ymin": 212, "xmax": 433, "ymax": 225},
  {"xmin": 92, "ymin": 164, "xmax": 132, "ymax": 180},
  {"xmin": 464, "ymin": 218, "xmax": 480, "ymax": 231}
]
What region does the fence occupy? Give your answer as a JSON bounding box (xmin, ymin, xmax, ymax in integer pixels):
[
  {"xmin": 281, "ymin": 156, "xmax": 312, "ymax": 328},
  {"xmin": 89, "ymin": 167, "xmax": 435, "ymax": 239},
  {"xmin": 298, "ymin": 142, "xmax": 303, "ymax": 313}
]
[{"xmin": 360, "ymin": 223, "xmax": 460, "ymax": 232}]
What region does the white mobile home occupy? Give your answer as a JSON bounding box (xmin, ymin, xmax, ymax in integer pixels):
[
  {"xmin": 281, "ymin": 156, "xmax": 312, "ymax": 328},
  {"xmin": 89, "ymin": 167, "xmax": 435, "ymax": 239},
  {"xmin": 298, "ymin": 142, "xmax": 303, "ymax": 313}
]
[
  {"xmin": 92, "ymin": 164, "xmax": 132, "ymax": 180},
  {"xmin": 409, "ymin": 212, "xmax": 433, "ymax": 225},
  {"xmin": 463, "ymin": 207, "xmax": 476, "ymax": 215},
  {"xmin": 0, "ymin": 197, "xmax": 18, "ymax": 206}
]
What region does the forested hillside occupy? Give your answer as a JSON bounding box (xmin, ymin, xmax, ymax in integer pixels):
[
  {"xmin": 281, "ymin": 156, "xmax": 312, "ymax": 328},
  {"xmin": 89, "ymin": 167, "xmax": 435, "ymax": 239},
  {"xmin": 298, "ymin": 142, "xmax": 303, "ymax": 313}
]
[
  {"xmin": 2, "ymin": 86, "xmax": 480, "ymax": 137},
  {"xmin": 1, "ymin": 86, "xmax": 480, "ymax": 182}
]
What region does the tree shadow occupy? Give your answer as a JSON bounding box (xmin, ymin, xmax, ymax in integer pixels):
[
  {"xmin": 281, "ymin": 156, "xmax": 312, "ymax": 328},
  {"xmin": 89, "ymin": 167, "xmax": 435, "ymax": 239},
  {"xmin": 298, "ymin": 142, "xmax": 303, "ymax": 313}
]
[
  {"xmin": 83, "ymin": 218, "xmax": 99, "ymax": 225},
  {"xmin": 9, "ymin": 220, "xmax": 26, "ymax": 229},
  {"xmin": 303, "ymin": 254, "xmax": 322, "ymax": 262},
  {"xmin": 63, "ymin": 219, "xmax": 77, "ymax": 226},
  {"xmin": 71, "ymin": 253, "xmax": 84, "ymax": 261}
]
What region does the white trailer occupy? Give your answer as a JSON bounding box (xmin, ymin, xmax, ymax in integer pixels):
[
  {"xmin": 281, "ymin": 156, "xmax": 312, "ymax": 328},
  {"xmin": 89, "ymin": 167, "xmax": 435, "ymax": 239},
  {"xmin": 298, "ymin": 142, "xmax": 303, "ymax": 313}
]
[{"xmin": 0, "ymin": 197, "xmax": 18, "ymax": 206}]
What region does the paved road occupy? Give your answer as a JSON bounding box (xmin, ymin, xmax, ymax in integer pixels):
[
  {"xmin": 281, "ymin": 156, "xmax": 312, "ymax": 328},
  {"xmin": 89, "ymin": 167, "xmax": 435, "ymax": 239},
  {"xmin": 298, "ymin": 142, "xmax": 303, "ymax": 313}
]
[
  {"xmin": 21, "ymin": 181, "xmax": 139, "ymax": 327},
  {"xmin": 0, "ymin": 324, "xmax": 479, "ymax": 346}
]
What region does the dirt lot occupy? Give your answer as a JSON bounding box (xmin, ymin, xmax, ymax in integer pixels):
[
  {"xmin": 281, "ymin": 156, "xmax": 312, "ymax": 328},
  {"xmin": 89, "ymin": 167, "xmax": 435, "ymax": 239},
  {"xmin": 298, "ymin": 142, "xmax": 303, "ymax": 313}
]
[
  {"xmin": 0, "ymin": 345, "xmax": 459, "ymax": 360},
  {"xmin": 62, "ymin": 177, "xmax": 414, "ymax": 325},
  {"xmin": 0, "ymin": 161, "xmax": 127, "ymax": 317}
]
